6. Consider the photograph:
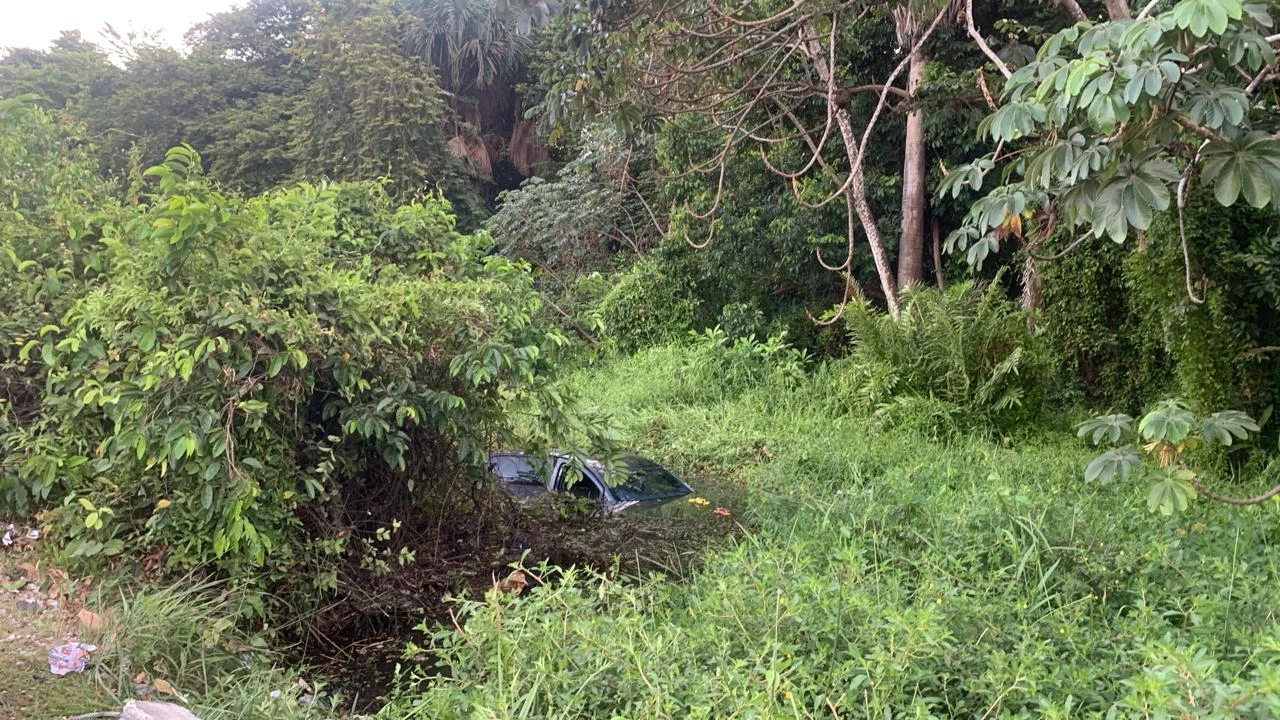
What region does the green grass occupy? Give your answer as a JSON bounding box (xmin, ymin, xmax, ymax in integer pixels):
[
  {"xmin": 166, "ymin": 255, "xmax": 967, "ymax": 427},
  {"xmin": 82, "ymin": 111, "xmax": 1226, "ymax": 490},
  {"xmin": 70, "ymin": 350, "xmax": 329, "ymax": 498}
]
[
  {"xmin": 81, "ymin": 578, "xmax": 337, "ymax": 720},
  {"xmin": 380, "ymin": 341, "xmax": 1280, "ymax": 718},
  {"xmin": 0, "ymin": 565, "xmax": 345, "ymax": 720}
]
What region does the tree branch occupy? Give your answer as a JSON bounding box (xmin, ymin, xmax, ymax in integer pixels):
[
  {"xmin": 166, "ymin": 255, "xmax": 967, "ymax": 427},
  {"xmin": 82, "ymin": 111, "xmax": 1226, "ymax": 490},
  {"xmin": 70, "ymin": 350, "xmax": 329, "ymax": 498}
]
[
  {"xmin": 1175, "ymin": 115, "xmax": 1229, "ymax": 143},
  {"xmin": 965, "ymin": 0, "xmax": 1012, "ymax": 78},
  {"xmin": 1192, "ymin": 477, "xmax": 1280, "ymax": 506},
  {"xmin": 1050, "ymin": 0, "xmax": 1088, "ymax": 23},
  {"xmin": 1103, "ymin": 0, "xmax": 1131, "ymax": 20},
  {"xmin": 1135, "ymin": 0, "xmax": 1161, "ymax": 20}
]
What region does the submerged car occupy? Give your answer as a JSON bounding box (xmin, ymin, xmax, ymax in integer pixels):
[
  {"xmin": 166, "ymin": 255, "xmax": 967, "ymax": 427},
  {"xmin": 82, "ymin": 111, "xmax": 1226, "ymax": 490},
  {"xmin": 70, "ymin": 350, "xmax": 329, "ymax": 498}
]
[{"xmin": 488, "ymin": 452, "xmax": 694, "ymax": 512}]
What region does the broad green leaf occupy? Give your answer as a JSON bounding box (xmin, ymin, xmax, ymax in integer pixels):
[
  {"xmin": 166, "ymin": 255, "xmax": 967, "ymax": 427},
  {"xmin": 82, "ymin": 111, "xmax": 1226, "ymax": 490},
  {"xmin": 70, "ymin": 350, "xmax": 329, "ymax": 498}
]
[
  {"xmin": 1077, "ymin": 413, "xmax": 1134, "ymax": 445},
  {"xmin": 1201, "ymin": 134, "xmax": 1280, "ymax": 208},
  {"xmin": 1085, "ymin": 446, "xmax": 1143, "ymax": 484},
  {"xmin": 1242, "ymin": 2, "xmax": 1274, "ymax": 26},
  {"xmin": 1139, "ymin": 400, "xmax": 1196, "ymax": 444},
  {"xmin": 1201, "ymin": 410, "xmax": 1260, "ymax": 445},
  {"xmin": 1146, "ymin": 471, "xmax": 1198, "ymax": 515},
  {"xmin": 1173, "ymin": 0, "xmax": 1242, "ymax": 37}
]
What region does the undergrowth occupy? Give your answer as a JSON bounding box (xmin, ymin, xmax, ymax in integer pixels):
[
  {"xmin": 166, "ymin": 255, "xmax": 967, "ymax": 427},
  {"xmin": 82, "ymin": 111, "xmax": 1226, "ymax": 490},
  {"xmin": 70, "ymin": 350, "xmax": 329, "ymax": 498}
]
[
  {"xmin": 82, "ymin": 578, "xmax": 338, "ymax": 719},
  {"xmin": 380, "ymin": 339, "xmax": 1280, "ymax": 718}
]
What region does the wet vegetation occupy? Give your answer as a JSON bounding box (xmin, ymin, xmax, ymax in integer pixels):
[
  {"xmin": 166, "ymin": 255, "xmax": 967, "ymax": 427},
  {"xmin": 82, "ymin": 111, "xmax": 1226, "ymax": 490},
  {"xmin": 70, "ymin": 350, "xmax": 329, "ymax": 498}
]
[{"xmin": 3, "ymin": 0, "xmax": 1280, "ymax": 717}]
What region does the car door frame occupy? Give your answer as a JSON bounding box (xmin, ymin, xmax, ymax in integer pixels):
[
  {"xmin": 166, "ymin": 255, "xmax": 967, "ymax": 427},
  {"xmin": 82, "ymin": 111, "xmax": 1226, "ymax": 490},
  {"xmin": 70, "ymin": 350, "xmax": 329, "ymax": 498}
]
[{"xmin": 548, "ymin": 455, "xmax": 616, "ymax": 503}]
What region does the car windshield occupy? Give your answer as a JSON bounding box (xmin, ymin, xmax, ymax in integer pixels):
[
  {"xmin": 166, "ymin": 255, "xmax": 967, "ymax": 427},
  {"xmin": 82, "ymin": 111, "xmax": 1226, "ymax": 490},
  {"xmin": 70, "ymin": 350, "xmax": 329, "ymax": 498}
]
[{"xmin": 608, "ymin": 457, "xmax": 690, "ymax": 501}]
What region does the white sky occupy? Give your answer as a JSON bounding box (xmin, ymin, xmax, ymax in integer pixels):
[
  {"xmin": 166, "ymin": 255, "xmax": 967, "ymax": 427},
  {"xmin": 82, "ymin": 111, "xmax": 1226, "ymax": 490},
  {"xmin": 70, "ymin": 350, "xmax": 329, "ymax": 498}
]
[{"xmin": 1, "ymin": 0, "xmax": 241, "ymax": 53}]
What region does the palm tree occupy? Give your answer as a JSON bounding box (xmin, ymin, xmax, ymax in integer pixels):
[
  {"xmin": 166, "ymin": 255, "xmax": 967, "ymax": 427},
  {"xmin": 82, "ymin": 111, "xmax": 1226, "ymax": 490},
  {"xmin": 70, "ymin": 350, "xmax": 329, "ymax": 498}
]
[{"xmin": 400, "ymin": 0, "xmax": 547, "ymax": 181}]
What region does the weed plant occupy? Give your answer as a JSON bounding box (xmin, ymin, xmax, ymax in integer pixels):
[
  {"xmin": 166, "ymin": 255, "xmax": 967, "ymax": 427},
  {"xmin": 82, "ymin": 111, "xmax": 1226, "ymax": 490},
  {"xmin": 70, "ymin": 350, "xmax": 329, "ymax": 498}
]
[{"xmin": 84, "ymin": 578, "xmax": 338, "ymax": 719}]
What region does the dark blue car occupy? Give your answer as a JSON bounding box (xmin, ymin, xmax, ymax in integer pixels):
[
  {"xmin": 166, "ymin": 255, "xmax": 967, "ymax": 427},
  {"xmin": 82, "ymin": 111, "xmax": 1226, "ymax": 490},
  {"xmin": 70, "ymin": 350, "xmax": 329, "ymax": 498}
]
[{"xmin": 488, "ymin": 452, "xmax": 694, "ymax": 512}]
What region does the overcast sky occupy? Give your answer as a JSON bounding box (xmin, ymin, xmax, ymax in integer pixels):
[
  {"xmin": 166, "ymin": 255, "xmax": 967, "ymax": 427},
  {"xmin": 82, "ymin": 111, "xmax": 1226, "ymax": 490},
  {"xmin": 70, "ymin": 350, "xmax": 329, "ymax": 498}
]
[{"xmin": 2, "ymin": 0, "xmax": 241, "ymax": 52}]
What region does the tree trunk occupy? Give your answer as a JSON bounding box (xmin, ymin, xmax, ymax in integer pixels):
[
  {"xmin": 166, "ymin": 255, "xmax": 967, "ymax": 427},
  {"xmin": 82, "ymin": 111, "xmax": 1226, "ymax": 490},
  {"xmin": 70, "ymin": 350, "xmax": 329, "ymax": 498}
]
[
  {"xmin": 799, "ymin": 19, "xmax": 901, "ymax": 319},
  {"xmin": 835, "ymin": 108, "xmax": 902, "ymax": 319},
  {"xmin": 897, "ymin": 46, "xmax": 928, "ymax": 290},
  {"xmin": 1103, "ymin": 0, "xmax": 1130, "ymax": 19},
  {"xmin": 1051, "ymin": 0, "xmax": 1088, "ymax": 22}
]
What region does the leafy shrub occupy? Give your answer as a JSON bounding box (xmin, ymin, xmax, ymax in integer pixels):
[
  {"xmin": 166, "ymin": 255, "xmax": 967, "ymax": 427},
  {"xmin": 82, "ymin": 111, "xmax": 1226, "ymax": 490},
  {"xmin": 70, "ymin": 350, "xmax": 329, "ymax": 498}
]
[
  {"xmin": 488, "ymin": 125, "xmax": 659, "ymax": 277},
  {"xmin": 1079, "ymin": 400, "xmax": 1267, "ymax": 515},
  {"xmin": 1038, "ymin": 234, "xmax": 1170, "ymax": 410},
  {"xmin": 593, "ymin": 257, "xmax": 699, "ymax": 353},
  {"xmin": 715, "ymin": 300, "xmax": 767, "ymax": 341},
  {"xmin": 838, "ymin": 278, "xmax": 1054, "ymax": 431},
  {"xmin": 1126, "ymin": 199, "xmax": 1280, "ymax": 414},
  {"xmin": 0, "ymin": 99, "xmax": 118, "ymax": 500},
  {"xmin": 1, "ymin": 139, "xmax": 579, "ymax": 596}
]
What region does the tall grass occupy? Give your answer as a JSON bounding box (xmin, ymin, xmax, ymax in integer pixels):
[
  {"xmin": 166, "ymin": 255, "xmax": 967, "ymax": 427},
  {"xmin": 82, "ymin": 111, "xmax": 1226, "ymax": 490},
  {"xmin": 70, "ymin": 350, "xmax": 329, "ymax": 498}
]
[
  {"xmin": 84, "ymin": 578, "xmax": 336, "ymax": 720},
  {"xmin": 380, "ymin": 339, "xmax": 1280, "ymax": 718}
]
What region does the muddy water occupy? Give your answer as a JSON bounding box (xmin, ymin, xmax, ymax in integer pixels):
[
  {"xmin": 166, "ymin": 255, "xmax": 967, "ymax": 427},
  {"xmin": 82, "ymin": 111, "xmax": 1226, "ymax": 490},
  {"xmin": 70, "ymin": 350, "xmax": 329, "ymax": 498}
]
[{"xmin": 308, "ymin": 473, "xmax": 748, "ymax": 711}]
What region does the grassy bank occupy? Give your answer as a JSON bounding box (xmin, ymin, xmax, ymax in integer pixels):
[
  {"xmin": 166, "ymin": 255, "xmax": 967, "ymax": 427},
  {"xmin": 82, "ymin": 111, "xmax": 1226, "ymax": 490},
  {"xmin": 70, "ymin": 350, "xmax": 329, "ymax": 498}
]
[
  {"xmin": 381, "ymin": 340, "xmax": 1280, "ymax": 718},
  {"xmin": 0, "ymin": 555, "xmax": 337, "ymax": 720}
]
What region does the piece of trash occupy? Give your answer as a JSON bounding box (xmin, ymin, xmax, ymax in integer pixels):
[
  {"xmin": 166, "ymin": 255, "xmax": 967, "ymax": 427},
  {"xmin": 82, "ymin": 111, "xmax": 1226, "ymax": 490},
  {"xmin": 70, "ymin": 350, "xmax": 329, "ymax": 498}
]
[
  {"xmin": 2, "ymin": 524, "xmax": 14, "ymax": 546},
  {"xmin": 713, "ymin": 507, "xmax": 732, "ymax": 517},
  {"xmin": 153, "ymin": 677, "xmax": 187, "ymax": 700},
  {"xmin": 25, "ymin": 528, "xmax": 40, "ymax": 540},
  {"xmin": 497, "ymin": 570, "xmax": 527, "ymax": 595},
  {"xmin": 687, "ymin": 496, "xmax": 710, "ymax": 506},
  {"xmin": 122, "ymin": 699, "xmax": 202, "ymax": 720},
  {"xmin": 78, "ymin": 608, "xmax": 109, "ymax": 630},
  {"xmin": 48, "ymin": 641, "xmax": 97, "ymax": 676},
  {"xmin": 269, "ymin": 689, "xmax": 282, "ymax": 699}
]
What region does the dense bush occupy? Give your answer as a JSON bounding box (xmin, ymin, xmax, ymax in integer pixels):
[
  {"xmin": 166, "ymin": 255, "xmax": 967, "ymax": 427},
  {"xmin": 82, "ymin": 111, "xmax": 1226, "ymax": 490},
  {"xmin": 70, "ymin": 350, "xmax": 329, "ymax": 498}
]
[
  {"xmin": 1038, "ymin": 235, "xmax": 1170, "ymax": 410},
  {"xmin": 1, "ymin": 106, "xmax": 581, "ymax": 595},
  {"xmin": 837, "ymin": 278, "xmax": 1055, "ymax": 432},
  {"xmin": 0, "ymin": 98, "xmax": 118, "ymax": 486},
  {"xmin": 593, "ymin": 257, "xmax": 700, "ymax": 354},
  {"xmin": 1128, "ymin": 201, "xmax": 1280, "ymax": 414},
  {"xmin": 1040, "ymin": 199, "xmax": 1280, "ymax": 417}
]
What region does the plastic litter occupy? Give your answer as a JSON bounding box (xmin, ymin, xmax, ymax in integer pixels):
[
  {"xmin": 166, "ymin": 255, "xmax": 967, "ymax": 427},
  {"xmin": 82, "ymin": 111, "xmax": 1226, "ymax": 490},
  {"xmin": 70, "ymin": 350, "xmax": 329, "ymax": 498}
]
[
  {"xmin": 2, "ymin": 524, "xmax": 13, "ymax": 546},
  {"xmin": 48, "ymin": 641, "xmax": 98, "ymax": 676}
]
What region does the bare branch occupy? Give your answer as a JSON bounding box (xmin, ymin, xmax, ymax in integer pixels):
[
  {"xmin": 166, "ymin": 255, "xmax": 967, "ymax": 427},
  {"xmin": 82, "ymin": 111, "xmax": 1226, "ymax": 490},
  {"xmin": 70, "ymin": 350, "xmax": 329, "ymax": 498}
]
[
  {"xmin": 965, "ymin": 0, "xmax": 1012, "ymax": 79},
  {"xmin": 1176, "ymin": 155, "xmax": 1206, "ymax": 305},
  {"xmin": 1028, "ymin": 232, "xmax": 1091, "ymax": 261},
  {"xmin": 1191, "ymin": 477, "xmax": 1280, "ymax": 506}
]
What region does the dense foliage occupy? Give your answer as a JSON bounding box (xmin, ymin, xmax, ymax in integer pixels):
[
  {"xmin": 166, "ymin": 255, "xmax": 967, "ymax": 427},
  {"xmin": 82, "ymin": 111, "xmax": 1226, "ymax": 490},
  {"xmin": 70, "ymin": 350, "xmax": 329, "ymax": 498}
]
[
  {"xmin": 3, "ymin": 0, "xmax": 1280, "ymax": 715},
  {"xmin": 0, "ymin": 102, "xmax": 584, "ymax": 598},
  {"xmin": 381, "ymin": 339, "xmax": 1280, "ymax": 717},
  {"xmin": 838, "ymin": 277, "xmax": 1055, "ymax": 432}
]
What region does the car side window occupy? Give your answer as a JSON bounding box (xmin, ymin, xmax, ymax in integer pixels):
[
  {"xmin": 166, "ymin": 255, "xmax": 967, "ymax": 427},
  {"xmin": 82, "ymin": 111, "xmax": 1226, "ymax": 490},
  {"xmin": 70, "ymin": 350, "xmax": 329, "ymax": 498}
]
[
  {"xmin": 492, "ymin": 455, "xmax": 541, "ymax": 485},
  {"xmin": 558, "ymin": 464, "xmax": 600, "ymax": 500}
]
